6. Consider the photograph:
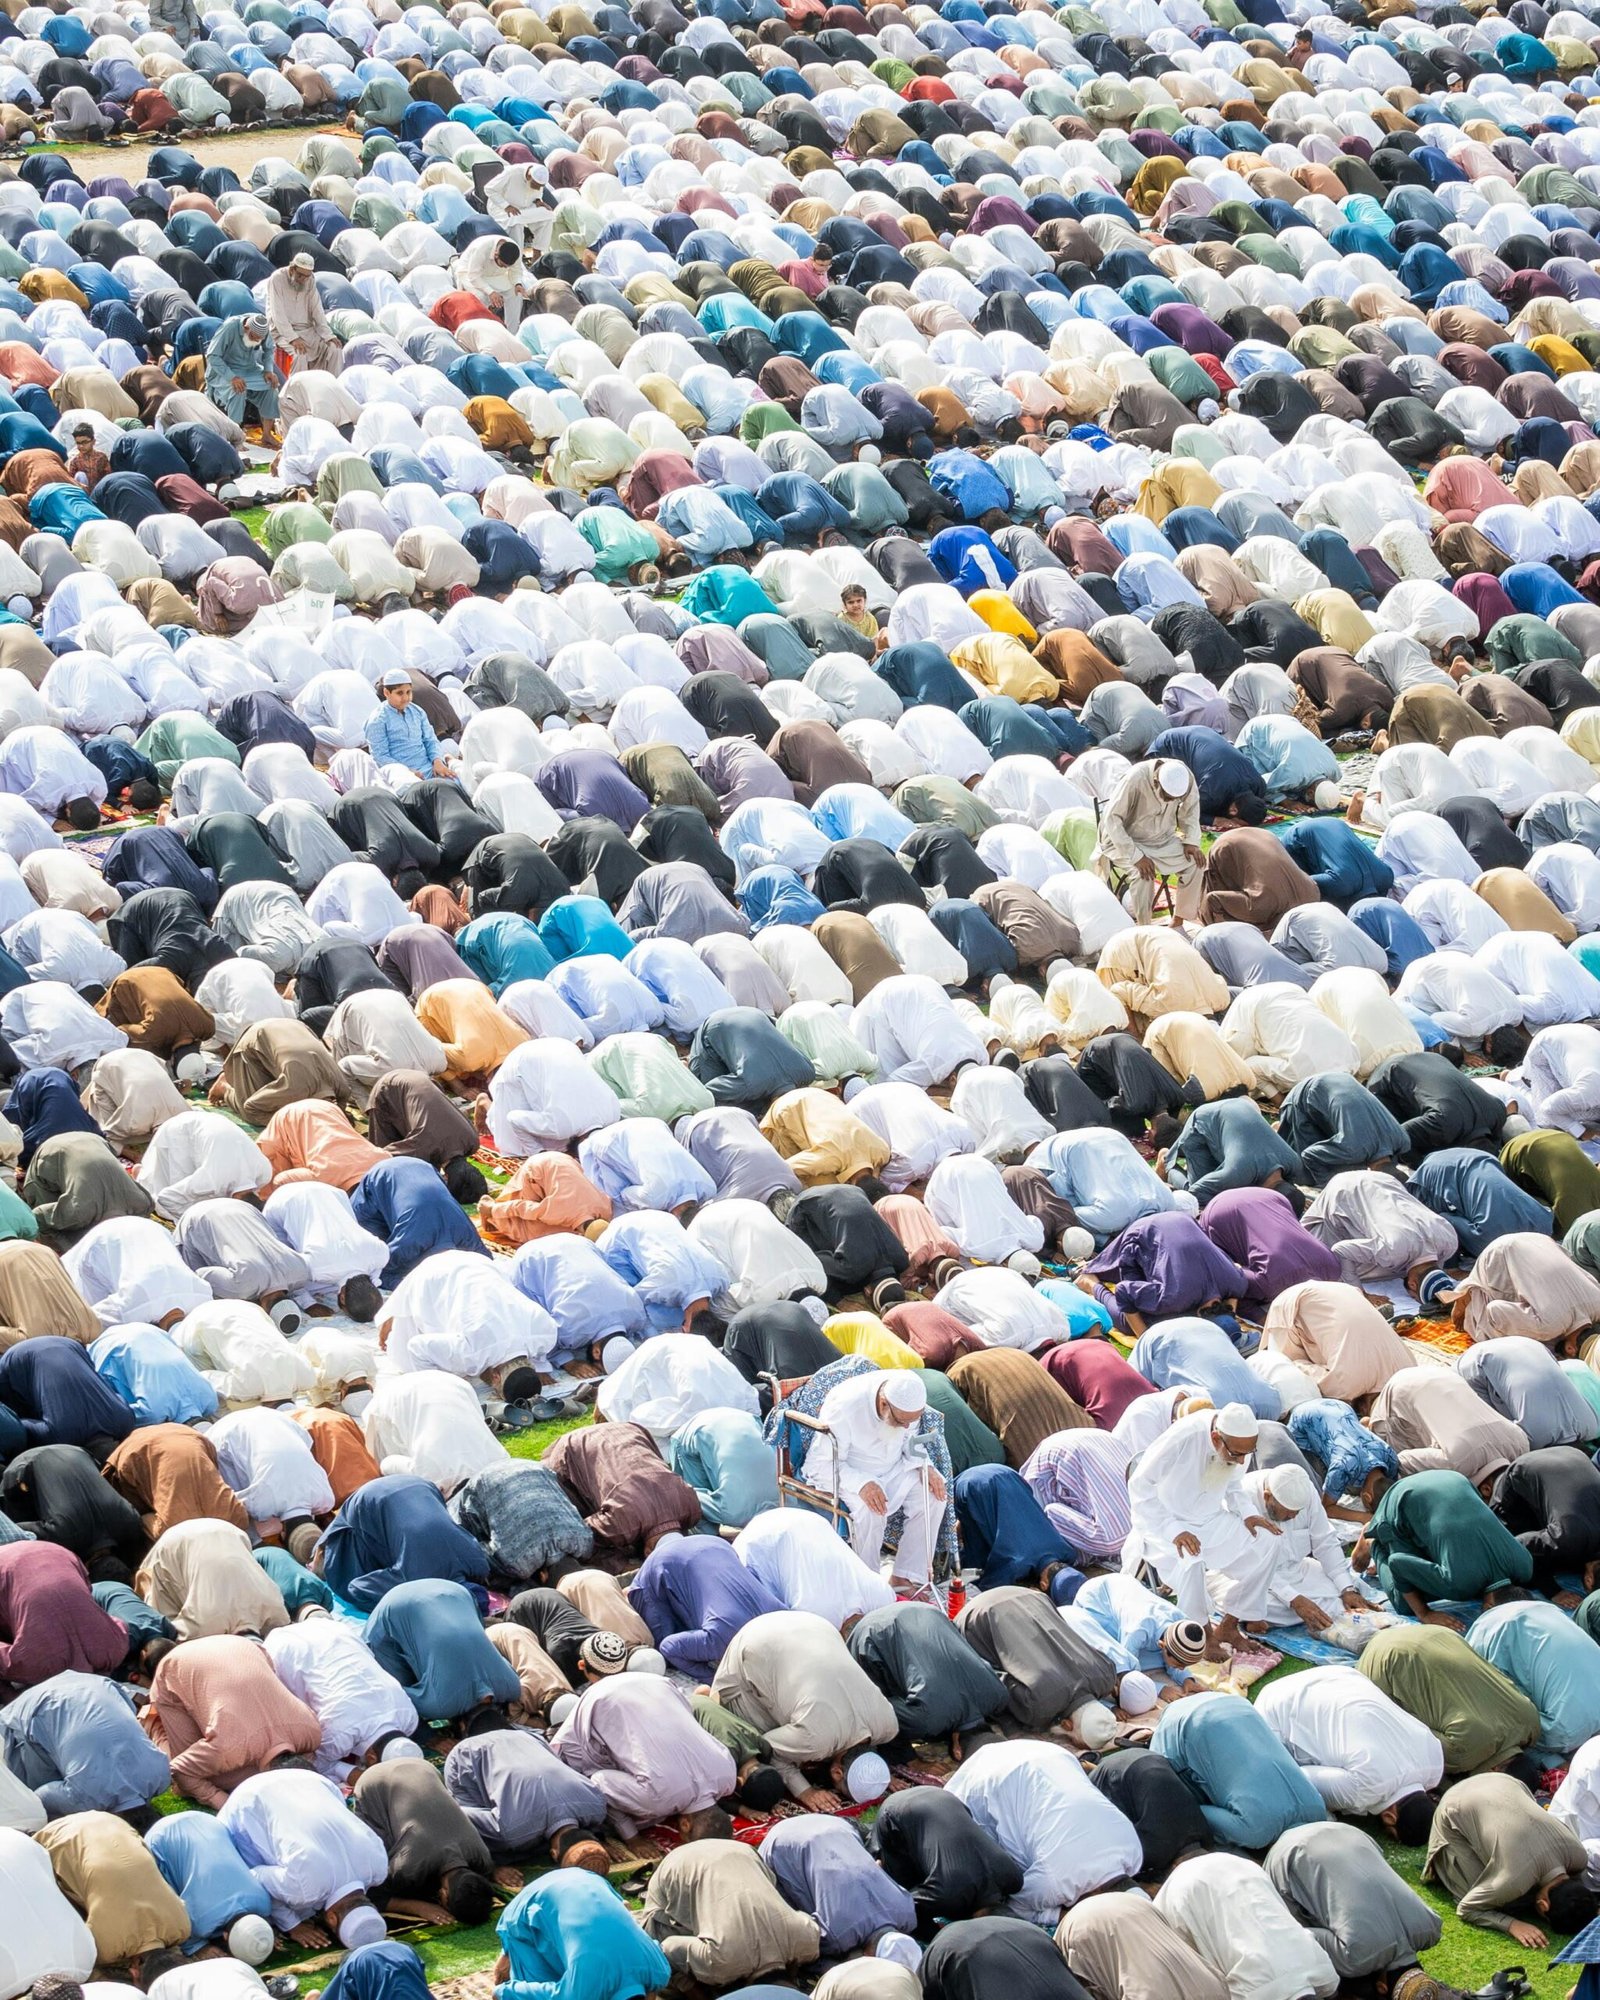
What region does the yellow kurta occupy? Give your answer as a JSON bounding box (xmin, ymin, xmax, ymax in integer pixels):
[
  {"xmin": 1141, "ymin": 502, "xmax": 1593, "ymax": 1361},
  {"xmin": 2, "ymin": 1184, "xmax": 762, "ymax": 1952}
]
[{"xmin": 760, "ymin": 1088, "xmax": 891, "ymax": 1186}]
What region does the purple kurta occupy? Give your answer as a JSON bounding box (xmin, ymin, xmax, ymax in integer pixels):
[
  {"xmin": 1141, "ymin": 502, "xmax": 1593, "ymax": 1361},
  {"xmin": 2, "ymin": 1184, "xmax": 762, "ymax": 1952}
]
[
  {"xmin": 1198, "ymin": 1187, "xmax": 1343, "ymax": 1312},
  {"xmin": 1086, "ymin": 1212, "xmax": 1251, "ymax": 1318}
]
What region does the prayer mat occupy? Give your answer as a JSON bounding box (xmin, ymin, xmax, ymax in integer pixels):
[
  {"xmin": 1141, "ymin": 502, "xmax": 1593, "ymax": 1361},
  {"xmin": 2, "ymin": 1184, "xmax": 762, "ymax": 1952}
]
[{"xmin": 1394, "ymin": 1313, "xmax": 1473, "ymax": 1360}]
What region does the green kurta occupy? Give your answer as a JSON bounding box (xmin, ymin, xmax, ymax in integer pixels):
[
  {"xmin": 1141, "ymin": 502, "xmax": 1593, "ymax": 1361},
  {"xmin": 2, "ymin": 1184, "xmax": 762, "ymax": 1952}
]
[
  {"xmin": 1368, "ymin": 1469, "xmax": 1534, "ymax": 1614},
  {"xmin": 1358, "ymin": 1624, "xmax": 1540, "ymax": 1774}
]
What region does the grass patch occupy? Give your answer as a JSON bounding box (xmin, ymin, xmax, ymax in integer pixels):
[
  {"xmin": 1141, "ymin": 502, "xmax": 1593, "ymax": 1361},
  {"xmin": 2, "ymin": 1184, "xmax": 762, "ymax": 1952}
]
[
  {"xmin": 501, "ymin": 1410, "xmax": 591, "ymax": 1461},
  {"xmin": 234, "ymin": 504, "xmax": 270, "ymax": 543}
]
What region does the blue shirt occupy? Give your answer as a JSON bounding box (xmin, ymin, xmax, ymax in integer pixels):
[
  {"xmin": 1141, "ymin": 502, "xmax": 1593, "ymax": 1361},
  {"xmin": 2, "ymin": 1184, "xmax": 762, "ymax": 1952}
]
[
  {"xmin": 629, "ymin": 1531, "xmax": 784, "ymax": 1675},
  {"xmin": 364, "ymin": 1578, "xmax": 520, "ymax": 1723},
  {"xmin": 1469, "ymin": 1601, "xmax": 1600, "ymax": 1754},
  {"xmin": 90, "ymin": 1326, "xmax": 217, "ymax": 1426},
  {"xmin": 498, "ymin": 1870, "xmax": 670, "ymax": 2000},
  {"xmin": 662, "ymin": 1413, "xmax": 778, "ymax": 1531},
  {"xmin": 1152, "ymin": 1690, "xmax": 1328, "ymax": 1849},
  {"xmin": 364, "ymin": 698, "xmax": 441, "ymax": 777},
  {"xmin": 147, "ymin": 1810, "xmax": 272, "ymax": 1944},
  {"xmin": 1, "ymin": 1669, "xmax": 171, "ymax": 1817}
]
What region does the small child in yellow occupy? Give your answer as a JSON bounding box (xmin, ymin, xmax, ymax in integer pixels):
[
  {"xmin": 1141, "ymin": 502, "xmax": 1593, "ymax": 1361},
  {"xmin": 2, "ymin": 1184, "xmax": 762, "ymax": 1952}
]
[{"xmin": 839, "ymin": 583, "xmax": 879, "ymax": 643}]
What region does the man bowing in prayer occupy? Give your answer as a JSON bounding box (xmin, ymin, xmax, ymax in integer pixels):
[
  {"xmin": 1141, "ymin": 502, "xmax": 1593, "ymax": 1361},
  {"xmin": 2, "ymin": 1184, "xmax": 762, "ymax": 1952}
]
[
  {"xmin": 803, "ymin": 1370, "xmax": 943, "ymax": 1596},
  {"xmin": 1123, "ymin": 1402, "xmax": 1282, "ymax": 1656}
]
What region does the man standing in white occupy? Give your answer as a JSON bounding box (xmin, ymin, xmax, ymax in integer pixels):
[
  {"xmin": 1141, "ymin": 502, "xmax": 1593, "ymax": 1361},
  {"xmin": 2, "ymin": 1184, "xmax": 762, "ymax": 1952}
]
[
  {"xmin": 805, "ymin": 1370, "xmax": 944, "ymax": 1594},
  {"xmin": 1254, "ymin": 1665, "xmax": 1444, "ymax": 1844},
  {"xmin": 1123, "ymin": 1401, "xmax": 1280, "ymax": 1653}
]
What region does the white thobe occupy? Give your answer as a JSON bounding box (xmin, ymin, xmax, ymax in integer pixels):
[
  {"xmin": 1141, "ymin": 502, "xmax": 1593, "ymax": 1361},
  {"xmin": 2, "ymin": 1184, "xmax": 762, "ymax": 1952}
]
[
  {"xmin": 172, "ymin": 1300, "xmax": 316, "ymax": 1405},
  {"xmin": 947, "ymin": 1066, "xmax": 1054, "ymax": 1162},
  {"xmin": 263, "ymin": 1620, "xmax": 419, "ymax": 1780},
  {"xmin": 381, "ymin": 1250, "xmax": 558, "ymax": 1377},
  {"xmin": 80, "ymin": 1048, "xmax": 187, "ymax": 1152},
  {"xmin": 216, "ymin": 1771, "xmax": 388, "ymax": 1930},
  {"xmin": 686, "ymin": 1198, "xmax": 828, "ymax": 1310},
  {"xmin": 1301, "ymin": 1171, "xmax": 1459, "ymax": 1284},
  {"xmin": 0, "ymin": 981, "xmax": 125, "ymax": 1071},
  {"xmin": 849, "ymin": 974, "xmax": 988, "ymax": 1088},
  {"xmin": 209, "ymin": 1406, "xmax": 335, "ymax": 1523},
  {"xmin": 594, "ymin": 1331, "xmax": 759, "ymax": 1440},
  {"xmin": 1254, "ymin": 1665, "xmax": 1444, "ymax": 1816},
  {"xmin": 1374, "ymin": 812, "xmax": 1480, "ymax": 895},
  {"xmin": 361, "ymin": 1369, "xmax": 507, "ymax": 1493},
  {"xmin": 327, "ymin": 990, "xmax": 447, "ymax": 1089},
  {"xmin": 306, "ymin": 865, "xmax": 412, "ymax": 951},
  {"xmin": 805, "ymin": 1373, "xmax": 940, "ymax": 1584},
  {"xmin": 1527, "ymin": 842, "xmax": 1600, "ymax": 933},
  {"xmin": 193, "ymin": 959, "xmax": 294, "ymax": 1047},
  {"xmin": 1551, "ymin": 1733, "xmax": 1600, "ymax": 1884},
  {"xmin": 487, "ymin": 1040, "xmax": 623, "ymax": 1155},
  {"xmin": 1220, "ymin": 984, "xmax": 1360, "ymax": 1096},
  {"xmin": 946, "ymin": 1743, "xmax": 1143, "ymax": 1922},
  {"xmin": 734, "ymin": 1503, "xmax": 896, "ymax": 1626},
  {"xmin": 1513, "ymin": 1024, "xmax": 1600, "ymax": 1136},
  {"xmin": 1157, "ymin": 1854, "xmax": 1338, "ymax": 2000},
  {"xmin": 262, "ymin": 1183, "xmax": 388, "ymax": 1301},
  {"xmin": 62, "ymin": 1216, "xmax": 213, "ymax": 1328},
  {"xmin": 137, "ymin": 1111, "xmax": 272, "ymax": 1221},
  {"xmin": 934, "ymin": 1266, "xmax": 1066, "ymax": 1354},
  {"xmin": 1479, "ymin": 932, "xmax": 1600, "ymax": 1030},
  {"xmin": 1309, "ymin": 968, "xmax": 1422, "ymax": 1079},
  {"xmin": 1395, "ymin": 952, "xmax": 1521, "ymax": 1042},
  {"xmin": 1124, "ymin": 1411, "xmax": 1278, "ymax": 1623},
  {"xmin": 924, "ymin": 1156, "xmax": 1045, "ymax": 1264},
  {"xmin": 0, "ymin": 1828, "xmax": 96, "ymax": 1998},
  {"xmin": 868, "ymin": 905, "xmax": 967, "ymax": 988},
  {"xmin": 846, "ymin": 1081, "xmax": 973, "ymax": 1192},
  {"xmin": 754, "ymin": 926, "xmax": 854, "ymax": 1007}
]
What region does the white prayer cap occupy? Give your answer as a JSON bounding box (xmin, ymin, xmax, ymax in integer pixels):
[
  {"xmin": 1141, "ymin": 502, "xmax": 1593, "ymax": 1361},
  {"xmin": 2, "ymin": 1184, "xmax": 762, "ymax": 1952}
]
[
  {"xmin": 1313, "ymin": 781, "xmax": 1342, "ymax": 811},
  {"xmin": 625, "ymin": 1646, "xmax": 666, "ymax": 1674},
  {"xmin": 1215, "ymin": 1402, "xmax": 1260, "ymax": 1440},
  {"xmin": 228, "ymin": 1917, "xmax": 274, "ymax": 1966},
  {"xmin": 343, "ymin": 1387, "xmax": 373, "ymax": 1418},
  {"xmin": 880, "ymin": 1371, "xmax": 926, "ymax": 1416},
  {"xmin": 875, "ymin": 1934, "xmax": 923, "ymax": 1971},
  {"xmin": 549, "ymin": 1693, "xmax": 580, "ymax": 1726},
  {"xmin": 1156, "ymin": 758, "xmax": 1191, "ymax": 799},
  {"xmin": 1118, "ymin": 1671, "xmax": 1159, "ymax": 1715},
  {"xmin": 799, "ymin": 1294, "xmax": 830, "ymax": 1325},
  {"xmin": 175, "ymin": 1050, "xmax": 222, "ymax": 1088},
  {"xmin": 1071, "ymin": 1700, "xmax": 1118, "ymax": 1750},
  {"xmin": 600, "ymin": 1335, "xmax": 635, "ymax": 1375},
  {"xmin": 841, "ymin": 1074, "xmax": 868, "ymax": 1102},
  {"xmin": 1502, "ymin": 1112, "xmax": 1532, "ymax": 1137},
  {"xmin": 1007, "ymin": 1250, "xmax": 1042, "ymax": 1279},
  {"xmin": 1060, "ymin": 1226, "xmax": 1095, "ymax": 1261},
  {"xmin": 1171, "ymin": 1189, "xmax": 1199, "ymax": 1215},
  {"xmin": 337, "ymin": 1903, "xmax": 387, "ymax": 1951},
  {"xmin": 1267, "ymin": 1464, "xmax": 1315, "ymax": 1513},
  {"xmin": 380, "ymin": 1735, "xmax": 424, "ymax": 1761},
  {"xmin": 846, "ymin": 1752, "xmax": 890, "ymax": 1803}
]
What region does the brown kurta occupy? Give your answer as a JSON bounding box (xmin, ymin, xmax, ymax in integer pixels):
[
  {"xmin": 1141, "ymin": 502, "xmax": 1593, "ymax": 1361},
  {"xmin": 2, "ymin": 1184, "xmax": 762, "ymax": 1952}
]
[
  {"xmin": 811, "ymin": 913, "xmax": 902, "ymax": 1001},
  {"xmin": 1032, "ymin": 629, "xmax": 1121, "ymax": 705},
  {"xmin": 143, "ymin": 1634, "xmax": 322, "ymax": 1807},
  {"xmin": 297, "ymin": 1407, "xmax": 382, "ymax": 1505},
  {"xmin": 1199, "ymin": 826, "xmax": 1322, "ymax": 930},
  {"xmin": 0, "ymin": 1240, "xmax": 100, "ymax": 1348},
  {"xmin": 973, "ymin": 881, "xmax": 1080, "ymax": 968},
  {"xmin": 767, "ymin": 722, "xmax": 876, "ymax": 808},
  {"xmin": 543, "ymin": 1422, "xmax": 701, "ymax": 1551},
  {"xmin": 1475, "ymin": 868, "xmax": 1577, "ymax": 944},
  {"xmin": 97, "ymin": 967, "xmax": 215, "ymax": 1055},
  {"xmin": 218, "ymin": 1018, "xmax": 345, "ymax": 1125},
  {"xmin": 487, "ymin": 1620, "xmax": 571, "ymax": 1722},
  {"xmin": 106, "ymin": 1423, "xmax": 250, "ymax": 1538},
  {"xmin": 1459, "ymin": 673, "xmax": 1553, "ymax": 735},
  {"xmin": 365, "ymin": 1068, "xmax": 479, "ymax": 1168},
  {"xmin": 36, "ymin": 1812, "xmax": 192, "ymax": 1964},
  {"xmin": 1384, "ymin": 684, "xmax": 1495, "ymax": 751},
  {"xmin": 947, "ymin": 1348, "xmax": 1090, "ymax": 1466},
  {"xmin": 1288, "ymin": 646, "xmax": 1393, "ymax": 734}
]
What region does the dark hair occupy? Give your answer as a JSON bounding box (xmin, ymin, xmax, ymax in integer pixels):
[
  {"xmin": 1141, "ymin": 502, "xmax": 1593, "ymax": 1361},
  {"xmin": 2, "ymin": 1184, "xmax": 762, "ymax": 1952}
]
[
  {"xmin": 393, "ymin": 867, "xmax": 427, "ymax": 901},
  {"xmin": 461, "ymin": 1703, "xmax": 510, "ymax": 1738},
  {"xmin": 737, "ymin": 1766, "xmax": 787, "ymax": 1812},
  {"xmin": 340, "ymin": 1274, "xmax": 383, "ymax": 1324},
  {"xmin": 1232, "ymin": 790, "xmax": 1268, "ymax": 825},
  {"xmin": 500, "ymin": 1363, "xmax": 541, "ymax": 1402},
  {"xmin": 1547, "ymin": 1877, "xmax": 1599, "ymax": 1935},
  {"xmin": 856, "ymin": 1175, "xmax": 889, "ymax": 1203},
  {"xmin": 1390, "ymin": 1791, "xmax": 1437, "ymax": 1847},
  {"xmin": 137, "ymin": 1950, "xmax": 186, "ymax": 1991},
  {"xmin": 443, "ymin": 1869, "xmax": 496, "ymax": 1926},
  {"xmin": 443, "ymin": 1155, "xmax": 488, "ymax": 1205},
  {"xmin": 31, "ymin": 1975, "xmax": 85, "ymax": 2000},
  {"xmin": 64, "ymin": 798, "xmax": 100, "ymax": 831},
  {"xmin": 128, "ymin": 780, "xmax": 161, "ymax": 812},
  {"xmin": 123, "ymin": 1802, "xmax": 158, "ymax": 1835},
  {"xmin": 686, "ymin": 1307, "xmax": 725, "ymax": 1344},
  {"xmin": 679, "ymin": 1805, "xmax": 734, "ymax": 1843},
  {"xmin": 141, "ymin": 1636, "xmax": 176, "ymax": 1674}
]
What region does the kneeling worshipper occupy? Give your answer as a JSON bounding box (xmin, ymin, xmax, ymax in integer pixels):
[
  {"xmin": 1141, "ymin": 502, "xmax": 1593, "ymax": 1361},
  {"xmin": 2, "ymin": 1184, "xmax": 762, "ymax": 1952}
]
[
  {"xmin": 1226, "ymin": 1462, "xmax": 1380, "ymax": 1631},
  {"xmin": 846, "ymin": 1599, "xmax": 1008, "ymax": 1756},
  {"xmin": 1356, "ymin": 1470, "xmax": 1536, "ymax": 1620},
  {"xmin": 217, "ymin": 1767, "xmax": 390, "ymax": 1949},
  {"xmin": 710, "ymin": 1610, "xmax": 899, "ymax": 1804},
  {"xmin": 496, "ymin": 1871, "xmax": 670, "ymax": 2000},
  {"xmin": 364, "ymin": 1580, "xmax": 523, "ymax": 1729},
  {"xmin": 549, "ymin": 1673, "xmax": 739, "ymax": 1839},
  {"xmin": 945, "ymin": 1740, "xmax": 1144, "ymax": 1923},
  {"xmin": 757, "ymin": 1814, "xmax": 916, "ymax": 1957},
  {"xmin": 627, "ymin": 1530, "xmax": 784, "ymax": 1676},
  {"xmin": 868, "ymin": 1788, "xmax": 1025, "ymax": 1926},
  {"xmin": 437, "ymin": 1726, "xmax": 606, "ymax": 1877},
  {"xmin": 1265, "ymin": 1823, "xmax": 1442, "ymax": 1990},
  {"xmin": 1358, "ymin": 1625, "xmax": 1541, "ymax": 1775},
  {"xmin": 143, "ymin": 1634, "xmax": 323, "ymax": 1807},
  {"xmin": 1254, "ymin": 1665, "xmax": 1444, "ymax": 1837},
  {"xmin": 1425, "ymin": 1773, "xmax": 1598, "ymax": 1946},
  {"xmin": 1152, "ymin": 1691, "xmax": 1328, "ymax": 1852},
  {"xmin": 640, "ymin": 1839, "xmax": 822, "ymax": 1990}
]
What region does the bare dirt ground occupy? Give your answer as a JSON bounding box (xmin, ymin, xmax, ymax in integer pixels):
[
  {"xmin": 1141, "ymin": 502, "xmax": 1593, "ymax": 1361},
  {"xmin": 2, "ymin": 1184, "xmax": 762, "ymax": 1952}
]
[{"xmin": 25, "ymin": 121, "xmax": 351, "ymax": 180}]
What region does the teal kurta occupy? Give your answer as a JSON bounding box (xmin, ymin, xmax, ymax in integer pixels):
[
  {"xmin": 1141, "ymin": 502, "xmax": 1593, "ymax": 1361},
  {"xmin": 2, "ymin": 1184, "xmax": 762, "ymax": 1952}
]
[{"xmin": 1369, "ymin": 1469, "xmax": 1534, "ymax": 1614}]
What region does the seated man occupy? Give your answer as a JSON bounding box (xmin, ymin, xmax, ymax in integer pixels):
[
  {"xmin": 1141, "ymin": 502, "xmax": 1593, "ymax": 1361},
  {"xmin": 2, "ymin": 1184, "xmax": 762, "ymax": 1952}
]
[
  {"xmin": 351, "ymin": 1749, "xmax": 502, "ymax": 1924},
  {"xmin": 550, "ymin": 1673, "xmax": 737, "ymax": 1839},
  {"xmin": 1123, "ymin": 1402, "xmax": 1282, "ymax": 1654},
  {"xmin": 1265, "ymin": 1822, "xmax": 1441, "ymax": 1990},
  {"xmin": 758, "ymin": 1815, "xmax": 916, "ymax": 1956},
  {"xmin": 946, "ymin": 1740, "xmax": 1143, "ymax": 1923},
  {"xmin": 264, "ymin": 1613, "xmax": 419, "ymax": 1779},
  {"xmin": 710, "ymin": 1610, "xmax": 898, "ymax": 1808},
  {"xmin": 0, "ymin": 1667, "xmax": 171, "ymax": 1819},
  {"xmin": 143, "ymin": 1633, "xmax": 323, "ymax": 1807},
  {"xmin": 1357, "ymin": 1624, "xmax": 1540, "ymax": 1775},
  {"xmin": 846, "ymin": 1600, "xmax": 1008, "ymax": 1757},
  {"xmin": 1152, "ymin": 1690, "xmax": 1328, "ymax": 1851},
  {"xmin": 1095, "ymin": 758, "xmax": 1204, "ymax": 923},
  {"xmin": 1254, "ymin": 1664, "xmax": 1442, "ymax": 1838},
  {"xmin": 1424, "ymin": 1772, "xmax": 1597, "ymax": 1947},
  {"xmin": 217, "ymin": 1766, "xmax": 389, "ymax": 1949},
  {"xmin": 1356, "ymin": 1469, "xmax": 1535, "ymax": 1622},
  {"xmin": 868, "ymin": 1788, "xmax": 1024, "ymax": 1925},
  {"xmin": 1223, "ymin": 1462, "xmax": 1377, "ymax": 1632},
  {"xmin": 494, "ymin": 1870, "xmax": 670, "ymax": 2000},
  {"xmin": 801, "ymin": 1368, "xmax": 943, "ymax": 1593},
  {"xmin": 363, "ymin": 1578, "xmax": 522, "ymax": 1728},
  {"xmin": 640, "ymin": 1838, "xmax": 821, "ymax": 1989},
  {"xmin": 628, "ymin": 1531, "xmax": 783, "ymax": 1675},
  {"xmin": 439, "ymin": 1726, "xmax": 606, "ymax": 1871}
]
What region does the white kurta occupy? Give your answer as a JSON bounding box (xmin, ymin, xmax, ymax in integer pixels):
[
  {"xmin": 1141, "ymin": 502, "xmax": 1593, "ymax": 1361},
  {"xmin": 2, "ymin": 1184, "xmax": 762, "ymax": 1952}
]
[
  {"xmin": 946, "ymin": 1743, "xmax": 1143, "ymax": 1922},
  {"xmin": 1157, "ymin": 1854, "xmax": 1338, "ymax": 2000},
  {"xmin": 1255, "ymin": 1665, "xmax": 1444, "ymax": 1817},
  {"xmin": 216, "ymin": 1769, "xmax": 388, "ymax": 1929},
  {"xmin": 925, "ymin": 1156, "xmax": 1045, "ymax": 1264},
  {"xmin": 594, "ymin": 1332, "xmax": 760, "ymax": 1440},
  {"xmin": 0, "ymin": 1827, "xmax": 96, "ymax": 1999},
  {"xmin": 172, "ymin": 1299, "xmax": 316, "ymax": 1405},
  {"xmin": 734, "ymin": 1504, "xmax": 896, "ymax": 1626},
  {"xmin": 264, "ymin": 1619, "xmax": 419, "ymax": 1779},
  {"xmin": 361, "ymin": 1369, "xmax": 507, "ymax": 1494},
  {"xmin": 381, "ymin": 1251, "xmax": 558, "ymax": 1378},
  {"xmin": 262, "ymin": 1183, "xmax": 388, "ymax": 1300},
  {"xmin": 806, "ymin": 1372, "xmax": 939, "ymax": 1583},
  {"xmin": 63, "ymin": 1216, "xmax": 213, "ymax": 1327},
  {"xmin": 137, "ymin": 1111, "xmax": 272, "ymax": 1222},
  {"xmin": 209, "ymin": 1406, "xmax": 336, "ymax": 1523},
  {"xmin": 1124, "ymin": 1411, "xmax": 1278, "ymax": 1624}
]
